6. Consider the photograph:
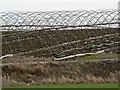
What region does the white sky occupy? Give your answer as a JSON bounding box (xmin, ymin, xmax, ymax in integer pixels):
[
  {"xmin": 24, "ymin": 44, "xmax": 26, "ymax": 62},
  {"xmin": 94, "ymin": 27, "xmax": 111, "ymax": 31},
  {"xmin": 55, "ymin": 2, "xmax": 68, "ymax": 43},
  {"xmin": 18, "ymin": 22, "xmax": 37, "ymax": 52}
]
[{"xmin": 0, "ymin": 0, "xmax": 119, "ymax": 11}]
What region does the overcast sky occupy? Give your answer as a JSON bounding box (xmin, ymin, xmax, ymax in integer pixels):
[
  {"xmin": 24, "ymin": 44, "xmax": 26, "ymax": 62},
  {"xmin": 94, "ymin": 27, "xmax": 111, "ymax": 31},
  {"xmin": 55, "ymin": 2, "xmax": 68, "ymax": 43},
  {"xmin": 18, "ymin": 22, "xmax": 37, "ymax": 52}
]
[{"xmin": 0, "ymin": 0, "xmax": 119, "ymax": 11}]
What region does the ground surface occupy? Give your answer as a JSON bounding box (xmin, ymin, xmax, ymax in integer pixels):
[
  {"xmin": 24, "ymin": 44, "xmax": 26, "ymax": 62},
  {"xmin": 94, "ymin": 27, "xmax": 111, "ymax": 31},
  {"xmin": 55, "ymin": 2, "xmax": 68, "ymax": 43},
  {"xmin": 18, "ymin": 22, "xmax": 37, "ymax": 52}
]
[
  {"xmin": 1, "ymin": 28, "xmax": 119, "ymax": 88},
  {"xmin": 1, "ymin": 52, "xmax": 118, "ymax": 64},
  {"xmin": 2, "ymin": 28, "xmax": 119, "ymax": 58},
  {"xmin": 2, "ymin": 59, "xmax": 119, "ymax": 86}
]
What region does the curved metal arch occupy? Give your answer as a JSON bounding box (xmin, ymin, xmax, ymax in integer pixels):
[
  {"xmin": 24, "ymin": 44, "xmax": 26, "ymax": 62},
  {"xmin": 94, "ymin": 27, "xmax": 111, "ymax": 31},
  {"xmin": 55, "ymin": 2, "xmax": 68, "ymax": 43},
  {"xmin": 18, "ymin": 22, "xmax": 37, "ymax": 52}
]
[
  {"xmin": 39, "ymin": 11, "xmax": 71, "ymax": 39},
  {"xmin": 65, "ymin": 10, "xmax": 88, "ymax": 26},
  {"xmin": 71, "ymin": 10, "xmax": 96, "ymax": 38},
  {"xmin": 0, "ymin": 9, "xmax": 119, "ymax": 29},
  {"xmin": 84, "ymin": 10, "xmax": 115, "ymax": 29},
  {"xmin": 1, "ymin": 12, "xmax": 23, "ymax": 25},
  {"xmin": 70, "ymin": 10, "xmax": 90, "ymax": 26},
  {"xmin": 1, "ymin": 12, "xmax": 25, "ymax": 54},
  {"xmin": 37, "ymin": 12, "xmax": 60, "ymax": 25},
  {"xmin": 86, "ymin": 11, "xmax": 103, "ymax": 26},
  {"xmin": 27, "ymin": 12, "xmax": 65, "ymax": 51},
  {"xmin": 24, "ymin": 12, "xmax": 47, "ymax": 25},
  {"xmin": 74, "ymin": 10, "xmax": 98, "ymax": 38},
  {"xmin": 2, "ymin": 12, "xmax": 37, "ymax": 52},
  {"xmin": 33, "ymin": 12, "xmax": 58, "ymax": 26},
  {"xmin": 73, "ymin": 11, "xmax": 94, "ymax": 25},
  {"xmin": 39, "ymin": 10, "xmax": 77, "ymax": 26},
  {"xmin": 0, "ymin": 16, "xmax": 8, "ymax": 26},
  {"xmin": 44, "ymin": 10, "xmax": 76, "ymax": 26},
  {"xmin": 94, "ymin": 10, "xmax": 117, "ymax": 24},
  {"xmin": 33, "ymin": 11, "xmax": 70, "ymax": 43},
  {"xmin": 84, "ymin": 11, "xmax": 114, "ymax": 42},
  {"xmin": 110, "ymin": 10, "xmax": 119, "ymax": 23},
  {"xmin": 40, "ymin": 11, "xmax": 78, "ymax": 49},
  {"xmin": 57, "ymin": 11, "xmax": 76, "ymax": 26},
  {"xmin": 1, "ymin": 13, "xmax": 15, "ymax": 26},
  {"xmin": 38, "ymin": 10, "xmax": 71, "ymax": 26},
  {"xmin": 44, "ymin": 11, "xmax": 79, "ymax": 39},
  {"xmin": 107, "ymin": 11, "xmax": 119, "ymax": 29},
  {"xmin": 78, "ymin": 10, "xmax": 102, "ymax": 25},
  {"xmin": 44, "ymin": 11, "xmax": 79, "ymax": 40},
  {"xmin": 33, "ymin": 12, "xmax": 79, "ymax": 50}
]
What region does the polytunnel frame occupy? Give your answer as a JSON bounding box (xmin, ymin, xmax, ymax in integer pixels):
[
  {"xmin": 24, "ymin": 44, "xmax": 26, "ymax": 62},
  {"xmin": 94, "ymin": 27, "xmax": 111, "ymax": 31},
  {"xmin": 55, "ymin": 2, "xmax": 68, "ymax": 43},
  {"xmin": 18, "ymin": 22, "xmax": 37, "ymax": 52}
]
[
  {"xmin": 0, "ymin": 9, "xmax": 120, "ymax": 58},
  {"xmin": 0, "ymin": 10, "xmax": 119, "ymax": 29}
]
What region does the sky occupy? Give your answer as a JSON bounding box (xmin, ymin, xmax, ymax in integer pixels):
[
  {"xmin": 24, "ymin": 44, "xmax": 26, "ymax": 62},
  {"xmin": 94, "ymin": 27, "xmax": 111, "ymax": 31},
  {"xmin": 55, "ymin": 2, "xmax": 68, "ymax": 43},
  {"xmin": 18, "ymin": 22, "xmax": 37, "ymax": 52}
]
[{"xmin": 0, "ymin": 0, "xmax": 119, "ymax": 11}]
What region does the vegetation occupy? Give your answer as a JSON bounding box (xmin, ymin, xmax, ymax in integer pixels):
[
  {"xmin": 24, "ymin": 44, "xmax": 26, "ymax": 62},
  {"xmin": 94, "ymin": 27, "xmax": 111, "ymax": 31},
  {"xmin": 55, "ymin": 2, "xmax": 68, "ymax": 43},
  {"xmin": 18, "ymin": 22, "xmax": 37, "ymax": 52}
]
[
  {"xmin": 2, "ymin": 60, "xmax": 119, "ymax": 86},
  {"xmin": 2, "ymin": 28, "xmax": 119, "ymax": 87},
  {"xmin": 78, "ymin": 53, "xmax": 118, "ymax": 60},
  {"xmin": 2, "ymin": 83, "xmax": 118, "ymax": 88}
]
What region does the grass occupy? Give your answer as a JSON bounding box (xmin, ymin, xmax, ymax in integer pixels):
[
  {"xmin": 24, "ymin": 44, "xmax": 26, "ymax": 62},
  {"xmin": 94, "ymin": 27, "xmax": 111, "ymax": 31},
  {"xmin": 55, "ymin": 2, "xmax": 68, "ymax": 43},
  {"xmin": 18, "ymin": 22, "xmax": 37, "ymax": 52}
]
[
  {"xmin": 78, "ymin": 53, "xmax": 118, "ymax": 61},
  {"xmin": 2, "ymin": 83, "xmax": 119, "ymax": 88}
]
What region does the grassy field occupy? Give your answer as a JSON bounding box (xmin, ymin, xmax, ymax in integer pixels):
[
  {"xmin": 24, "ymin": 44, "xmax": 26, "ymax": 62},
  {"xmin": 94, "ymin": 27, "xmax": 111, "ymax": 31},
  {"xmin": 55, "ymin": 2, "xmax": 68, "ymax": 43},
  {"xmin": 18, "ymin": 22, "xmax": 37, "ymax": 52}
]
[
  {"xmin": 2, "ymin": 83, "xmax": 119, "ymax": 88},
  {"xmin": 77, "ymin": 53, "xmax": 118, "ymax": 61}
]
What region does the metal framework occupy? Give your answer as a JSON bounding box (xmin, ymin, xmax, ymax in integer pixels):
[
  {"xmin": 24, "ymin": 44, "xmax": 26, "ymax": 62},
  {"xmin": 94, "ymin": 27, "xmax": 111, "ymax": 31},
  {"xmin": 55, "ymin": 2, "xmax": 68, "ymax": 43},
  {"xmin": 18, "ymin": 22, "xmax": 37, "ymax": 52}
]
[
  {"xmin": 0, "ymin": 9, "xmax": 119, "ymax": 30},
  {"xmin": 0, "ymin": 10, "xmax": 120, "ymax": 59}
]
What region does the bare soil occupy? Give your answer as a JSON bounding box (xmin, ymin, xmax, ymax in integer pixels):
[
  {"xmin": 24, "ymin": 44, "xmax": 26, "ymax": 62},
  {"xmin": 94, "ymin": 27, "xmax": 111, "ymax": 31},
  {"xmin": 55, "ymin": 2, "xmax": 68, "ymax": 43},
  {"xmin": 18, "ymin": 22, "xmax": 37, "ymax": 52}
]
[{"xmin": 2, "ymin": 28, "xmax": 119, "ymax": 57}]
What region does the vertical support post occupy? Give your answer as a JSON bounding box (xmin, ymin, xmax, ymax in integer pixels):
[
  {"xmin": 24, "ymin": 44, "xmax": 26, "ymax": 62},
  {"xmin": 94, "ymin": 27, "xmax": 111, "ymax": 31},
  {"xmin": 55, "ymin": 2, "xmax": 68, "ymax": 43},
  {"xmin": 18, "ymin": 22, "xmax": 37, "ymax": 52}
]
[
  {"xmin": 118, "ymin": 1, "xmax": 120, "ymax": 29},
  {"xmin": 0, "ymin": 2, "xmax": 2, "ymax": 88},
  {"xmin": 118, "ymin": 1, "xmax": 120, "ymax": 88},
  {"xmin": 0, "ymin": 16, "xmax": 2, "ymax": 90},
  {"xmin": 0, "ymin": 29, "xmax": 2, "ymax": 89}
]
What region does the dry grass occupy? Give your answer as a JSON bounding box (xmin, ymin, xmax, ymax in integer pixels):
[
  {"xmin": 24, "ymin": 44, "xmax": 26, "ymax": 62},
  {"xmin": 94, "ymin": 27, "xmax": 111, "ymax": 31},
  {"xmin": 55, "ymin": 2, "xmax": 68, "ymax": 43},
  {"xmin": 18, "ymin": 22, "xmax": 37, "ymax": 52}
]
[{"xmin": 2, "ymin": 60, "xmax": 120, "ymax": 86}]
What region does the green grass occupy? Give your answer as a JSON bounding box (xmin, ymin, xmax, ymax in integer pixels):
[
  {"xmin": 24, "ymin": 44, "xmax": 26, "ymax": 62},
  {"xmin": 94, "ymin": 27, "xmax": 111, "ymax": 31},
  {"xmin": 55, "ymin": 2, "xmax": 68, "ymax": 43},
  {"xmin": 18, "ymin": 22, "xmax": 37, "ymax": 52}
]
[
  {"xmin": 79, "ymin": 55, "xmax": 100, "ymax": 60},
  {"xmin": 2, "ymin": 83, "xmax": 119, "ymax": 88},
  {"xmin": 78, "ymin": 53, "xmax": 118, "ymax": 60}
]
